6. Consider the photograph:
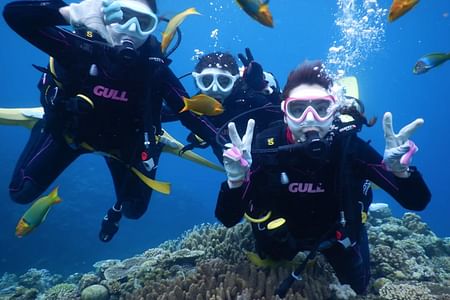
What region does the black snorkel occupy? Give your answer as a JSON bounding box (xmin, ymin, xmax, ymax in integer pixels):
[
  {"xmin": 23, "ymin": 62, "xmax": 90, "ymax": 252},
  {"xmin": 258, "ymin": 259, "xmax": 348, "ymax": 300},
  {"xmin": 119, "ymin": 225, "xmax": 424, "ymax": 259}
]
[{"xmin": 277, "ymin": 130, "xmax": 329, "ymax": 160}]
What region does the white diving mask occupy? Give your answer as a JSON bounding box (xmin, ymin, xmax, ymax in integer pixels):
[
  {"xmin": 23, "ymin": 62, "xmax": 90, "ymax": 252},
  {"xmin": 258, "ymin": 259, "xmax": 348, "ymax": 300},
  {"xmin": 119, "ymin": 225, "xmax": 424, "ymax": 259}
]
[
  {"xmin": 106, "ymin": 0, "xmax": 158, "ymax": 48},
  {"xmin": 192, "ymin": 68, "xmax": 240, "ymax": 94}
]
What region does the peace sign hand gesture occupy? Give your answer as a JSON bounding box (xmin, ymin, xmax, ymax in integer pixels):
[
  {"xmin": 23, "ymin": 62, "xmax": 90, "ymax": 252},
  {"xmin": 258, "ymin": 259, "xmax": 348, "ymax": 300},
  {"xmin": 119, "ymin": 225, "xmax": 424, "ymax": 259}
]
[
  {"xmin": 383, "ymin": 112, "xmax": 423, "ymax": 177},
  {"xmin": 223, "ymin": 119, "xmax": 255, "ymax": 188}
]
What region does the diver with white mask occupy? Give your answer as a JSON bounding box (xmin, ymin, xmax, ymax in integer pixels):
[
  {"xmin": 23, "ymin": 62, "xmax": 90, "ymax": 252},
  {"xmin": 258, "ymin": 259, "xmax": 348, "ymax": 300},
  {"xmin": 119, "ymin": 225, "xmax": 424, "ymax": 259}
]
[{"xmin": 3, "ymin": 0, "xmax": 221, "ymax": 242}]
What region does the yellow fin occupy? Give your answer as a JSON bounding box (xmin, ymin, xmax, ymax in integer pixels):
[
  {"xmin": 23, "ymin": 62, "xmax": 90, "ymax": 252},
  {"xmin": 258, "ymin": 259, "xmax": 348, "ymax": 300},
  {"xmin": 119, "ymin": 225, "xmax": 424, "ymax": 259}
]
[
  {"xmin": 245, "ymin": 251, "xmax": 285, "ymax": 268},
  {"xmin": 131, "ymin": 167, "xmax": 171, "ymax": 195},
  {"xmin": 160, "ymin": 129, "xmax": 224, "ymax": 172},
  {"xmin": 336, "ymin": 76, "xmax": 359, "ymax": 99},
  {"xmin": 0, "ymin": 107, "xmax": 42, "ymax": 129}
]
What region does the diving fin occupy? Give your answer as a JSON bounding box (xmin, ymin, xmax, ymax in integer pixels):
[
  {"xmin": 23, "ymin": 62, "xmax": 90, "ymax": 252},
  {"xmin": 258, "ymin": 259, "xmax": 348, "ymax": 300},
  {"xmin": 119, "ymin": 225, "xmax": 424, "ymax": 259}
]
[
  {"xmin": 0, "ymin": 107, "xmax": 43, "ymax": 129},
  {"xmin": 160, "ymin": 129, "xmax": 224, "ymax": 172},
  {"xmin": 336, "ymin": 76, "xmax": 359, "ymax": 100},
  {"xmin": 131, "ymin": 167, "xmax": 171, "ymax": 195},
  {"xmin": 245, "ymin": 251, "xmax": 289, "ymax": 268},
  {"xmin": 77, "ymin": 141, "xmax": 172, "ymax": 195},
  {"xmin": 0, "ymin": 106, "xmax": 224, "ymax": 172}
]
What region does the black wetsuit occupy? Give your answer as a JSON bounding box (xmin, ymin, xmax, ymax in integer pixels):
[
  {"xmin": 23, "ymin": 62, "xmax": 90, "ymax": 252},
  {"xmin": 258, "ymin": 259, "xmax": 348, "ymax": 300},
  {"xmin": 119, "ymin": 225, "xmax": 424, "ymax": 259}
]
[
  {"xmin": 209, "ymin": 78, "xmax": 281, "ymax": 135},
  {"xmin": 3, "ymin": 1, "xmax": 218, "ymax": 220},
  {"xmin": 216, "ymin": 123, "xmax": 431, "ymax": 294},
  {"xmin": 163, "ymin": 78, "xmax": 281, "ymax": 161}
]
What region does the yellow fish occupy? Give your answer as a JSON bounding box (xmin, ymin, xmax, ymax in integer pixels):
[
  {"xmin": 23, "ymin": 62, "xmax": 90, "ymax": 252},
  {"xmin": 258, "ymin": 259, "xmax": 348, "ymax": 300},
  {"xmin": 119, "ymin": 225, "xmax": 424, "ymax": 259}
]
[
  {"xmin": 16, "ymin": 187, "xmax": 62, "ymax": 238},
  {"xmin": 236, "ymin": 0, "xmax": 274, "ymax": 28},
  {"xmin": 388, "ymin": 0, "xmax": 419, "ymax": 22},
  {"xmin": 179, "ymin": 94, "xmax": 224, "ymax": 116},
  {"xmin": 161, "ymin": 8, "xmax": 201, "ymax": 54}
]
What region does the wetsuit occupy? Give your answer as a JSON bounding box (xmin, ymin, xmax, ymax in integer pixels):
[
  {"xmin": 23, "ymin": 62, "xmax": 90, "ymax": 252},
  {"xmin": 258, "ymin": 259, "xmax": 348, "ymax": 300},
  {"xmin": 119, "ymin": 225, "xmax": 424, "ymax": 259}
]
[
  {"xmin": 209, "ymin": 79, "xmax": 280, "ymax": 133},
  {"xmin": 216, "ymin": 123, "xmax": 431, "ymax": 293},
  {"xmin": 163, "ymin": 77, "xmax": 281, "ymax": 161},
  {"xmin": 3, "ymin": 1, "xmax": 218, "ymax": 220}
]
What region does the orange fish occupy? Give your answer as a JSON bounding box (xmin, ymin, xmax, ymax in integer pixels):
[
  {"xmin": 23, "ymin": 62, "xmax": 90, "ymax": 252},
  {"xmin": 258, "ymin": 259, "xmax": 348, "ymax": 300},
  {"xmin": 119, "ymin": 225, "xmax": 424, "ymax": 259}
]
[
  {"xmin": 388, "ymin": 0, "xmax": 419, "ymax": 22},
  {"xmin": 179, "ymin": 94, "xmax": 224, "ymax": 116}
]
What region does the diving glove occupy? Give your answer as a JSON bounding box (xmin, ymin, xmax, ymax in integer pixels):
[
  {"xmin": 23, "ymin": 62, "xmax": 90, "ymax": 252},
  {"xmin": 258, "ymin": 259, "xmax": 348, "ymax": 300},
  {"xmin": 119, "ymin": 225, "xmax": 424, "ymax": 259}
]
[
  {"xmin": 99, "ymin": 207, "xmax": 122, "ymax": 242},
  {"xmin": 59, "ymin": 0, "xmax": 112, "ymax": 44},
  {"xmin": 238, "ymin": 48, "xmax": 267, "ymax": 91},
  {"xmin": 223, "ymin": 119, "xmax": 255, "ymax": 188},
  {"xmin": 382, "ymin": 112, "xmax": 423, "ymax": 177}
]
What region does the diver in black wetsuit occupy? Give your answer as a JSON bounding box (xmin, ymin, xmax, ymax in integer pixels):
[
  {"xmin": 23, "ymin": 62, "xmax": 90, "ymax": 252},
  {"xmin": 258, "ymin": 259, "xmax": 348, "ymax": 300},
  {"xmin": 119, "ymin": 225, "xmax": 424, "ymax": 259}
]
[
  {"xmin": 3, "ymin": 0, "xmax": 220, "ymax": 242},
  {"xmin": 216, "ymin": 61, "xmax": 431, "ymax": 296},
  {"xmin": 164, "ymin": 49, "xmax": 281, "ymax": 161}
]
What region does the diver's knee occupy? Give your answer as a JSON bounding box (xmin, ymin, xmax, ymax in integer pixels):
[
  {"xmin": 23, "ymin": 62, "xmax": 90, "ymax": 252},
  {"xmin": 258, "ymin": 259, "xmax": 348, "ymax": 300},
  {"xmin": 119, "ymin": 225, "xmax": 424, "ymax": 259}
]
[
  {"xmin": 9, "ymin": 181, "xmax": 43, "ymax": 204},
  {"xmin": 121, "ymin": 199, "xmax": 149, "ymax": 219}
]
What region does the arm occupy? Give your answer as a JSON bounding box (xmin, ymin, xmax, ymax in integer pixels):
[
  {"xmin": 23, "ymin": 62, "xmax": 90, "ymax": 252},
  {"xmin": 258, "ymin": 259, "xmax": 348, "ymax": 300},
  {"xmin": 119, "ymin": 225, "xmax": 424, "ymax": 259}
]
[
  {"xmin": 216, "ymin": 120, "xmax": 255, "ymax": 226},
  {"xmin": 355, "ymin": 139, "xmax": 431, "ymax": 211},
  {"xmin": 3, "ymin": 0, "xmax": 76, "ymax": 59},
  {"xmin": 215, "ymin": 181, "xmax": 250, "ymax": 227}
]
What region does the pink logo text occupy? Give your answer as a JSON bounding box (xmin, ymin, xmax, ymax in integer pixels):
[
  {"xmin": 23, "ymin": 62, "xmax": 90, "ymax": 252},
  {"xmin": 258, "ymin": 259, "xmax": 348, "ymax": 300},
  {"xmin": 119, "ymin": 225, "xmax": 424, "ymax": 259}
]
[{"xmin": 93, "ymin": 85, "xmax": 128, "ymax": 102}]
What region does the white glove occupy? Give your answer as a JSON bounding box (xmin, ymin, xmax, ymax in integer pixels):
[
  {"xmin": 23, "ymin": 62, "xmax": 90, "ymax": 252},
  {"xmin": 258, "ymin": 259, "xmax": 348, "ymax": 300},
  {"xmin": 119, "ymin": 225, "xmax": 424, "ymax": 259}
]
[
  {"xmin": 223, "ymin": 119, "xmax": 255, "ymax": 188},
  {"xmin": 59, "ymin": 0, "xmax": 112, "ymax": 44},
  {"xmin": 383, "ymin": 112, "xmax": 423, "ymax": 177}
]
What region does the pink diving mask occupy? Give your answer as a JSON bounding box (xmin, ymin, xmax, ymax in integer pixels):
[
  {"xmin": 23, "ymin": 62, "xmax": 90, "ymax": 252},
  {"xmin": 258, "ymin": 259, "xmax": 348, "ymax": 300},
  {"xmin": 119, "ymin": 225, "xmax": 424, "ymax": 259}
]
[{"xmin": 282, "ymin": 95, "xmax": 337, "ymax": 123}]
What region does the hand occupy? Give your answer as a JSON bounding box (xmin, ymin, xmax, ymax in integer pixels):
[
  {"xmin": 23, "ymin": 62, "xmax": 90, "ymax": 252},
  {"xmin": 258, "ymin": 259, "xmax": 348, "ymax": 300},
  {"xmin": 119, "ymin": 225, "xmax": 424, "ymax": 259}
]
[
  {"xmin": 383, "ymin": 112, "xmax": 423, "ymax": 177},
  {"xmin": 223, "ymin": 119, "xmax": 255, "ymax": 188},
  {"xmin": 102, "ymin": 0, "xmax": 124, "ymax": 25},
  {"xmin": 238, "ymin": 48, "xmax": 267, "ymax": 91},
  {"xmin": 59, "ymin": 0, "xmax": 112, "ymax": 44}
]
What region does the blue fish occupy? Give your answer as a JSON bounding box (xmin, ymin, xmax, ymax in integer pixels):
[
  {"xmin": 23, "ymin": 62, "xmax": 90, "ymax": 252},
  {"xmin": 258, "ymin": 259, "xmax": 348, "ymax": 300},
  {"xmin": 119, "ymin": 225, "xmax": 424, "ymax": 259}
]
[{"xmin": 413, "ymin": 52, "xmax": 450, "ymax": 74}]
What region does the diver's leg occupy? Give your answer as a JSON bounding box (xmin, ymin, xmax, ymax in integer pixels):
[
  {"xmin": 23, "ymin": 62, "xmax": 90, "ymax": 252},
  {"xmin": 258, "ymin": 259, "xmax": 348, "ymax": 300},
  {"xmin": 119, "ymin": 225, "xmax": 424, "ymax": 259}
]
[
  {"xmin": 9, "ymin": 120, "xmax": 80, "ymax": 203},
  {"xmin": 321, "ymin": 227, "xmax": 370, "ymax": 294},
  {"xmin": 252, "ymin": 223, "xmax": 300, "ymax": 261},
  {"xmin": 99, "ymin": 144, "xmax": 163, "ymax": 242}
]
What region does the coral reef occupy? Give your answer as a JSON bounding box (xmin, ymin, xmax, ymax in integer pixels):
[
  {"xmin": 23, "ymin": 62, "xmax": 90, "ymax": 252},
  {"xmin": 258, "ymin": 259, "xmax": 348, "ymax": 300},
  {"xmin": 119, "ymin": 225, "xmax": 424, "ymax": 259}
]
[
  {"xmin": 43, "ymin": 283, "xmax": 78, "ymax": 300},
  {"xmin": 80, "ymin": 284, "xmax": 109, "ymax": 300},
  {"xmin": 1, "ymin": 206, "xmax": 450, "ymax": 300}
]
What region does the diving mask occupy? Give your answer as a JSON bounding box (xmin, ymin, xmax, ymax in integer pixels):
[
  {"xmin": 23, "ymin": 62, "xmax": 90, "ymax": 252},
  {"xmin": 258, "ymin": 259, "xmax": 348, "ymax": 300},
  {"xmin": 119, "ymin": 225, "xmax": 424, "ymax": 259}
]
[
  {"xmin": 106, "ymin": 0, "xmax": 158, "ymax": 48},
  {"xmin": 283, "ymin": 95, "xmax": 337, "ymax": 123},
  {"xmin": 192, "ymin": 68, "xmax": 240, "ymax": 94}
]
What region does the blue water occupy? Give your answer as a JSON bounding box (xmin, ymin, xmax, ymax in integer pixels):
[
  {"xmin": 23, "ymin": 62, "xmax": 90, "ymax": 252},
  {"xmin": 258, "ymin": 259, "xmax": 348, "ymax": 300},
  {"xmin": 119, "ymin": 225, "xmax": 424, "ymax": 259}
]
[{"xmin": 0, "ymin": 0, "xmax": 449, "ymax": 276}]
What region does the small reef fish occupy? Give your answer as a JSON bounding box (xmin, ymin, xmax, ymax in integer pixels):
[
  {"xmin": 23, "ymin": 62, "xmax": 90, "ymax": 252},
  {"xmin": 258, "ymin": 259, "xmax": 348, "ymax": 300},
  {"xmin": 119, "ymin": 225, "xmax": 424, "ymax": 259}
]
[
  {"xmin": 16, "ymin": 187, "xmax": 62, "ymax": 237},
  {"xmin": 235, "ymin": 0, "xmax": 274, "ymax": 28},
  {"xmin": 179, "ymin": 94, "xmax": 224, "ymax": 116},
  {"xmin": 388, "ymin": 0, "xmax": 419, "ymax": 22},
  {"xmin": 161, "ymin": 8, "xmax": 201, "ymax": 54},
  {"xmin": 413, "ymin": 53, "xmax": 450, "ymax": 74}
]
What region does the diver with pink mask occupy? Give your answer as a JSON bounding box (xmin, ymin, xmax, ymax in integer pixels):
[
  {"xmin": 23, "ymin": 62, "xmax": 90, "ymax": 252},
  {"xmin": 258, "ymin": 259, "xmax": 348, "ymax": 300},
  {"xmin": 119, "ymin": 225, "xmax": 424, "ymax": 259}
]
[{"xmin": 215, "ymin": 61, "xmax": 431, "ymax": 296}]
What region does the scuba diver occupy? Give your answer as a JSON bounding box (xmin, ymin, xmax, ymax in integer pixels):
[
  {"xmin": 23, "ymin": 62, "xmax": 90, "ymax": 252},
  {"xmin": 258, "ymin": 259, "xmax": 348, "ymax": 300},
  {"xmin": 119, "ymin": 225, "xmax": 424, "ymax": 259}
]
[
  {"xmin": 215, "ymin": 61, "xmax": 431, "ymax": 296},
  {"xmin": 164, "ymin": 49, "xmax": 281, "ymax": 161},
  {"xmin": 3, "ymin": 0, "xmax": 221, "ymax": 242}
]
